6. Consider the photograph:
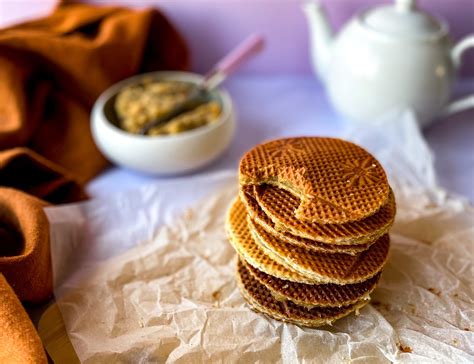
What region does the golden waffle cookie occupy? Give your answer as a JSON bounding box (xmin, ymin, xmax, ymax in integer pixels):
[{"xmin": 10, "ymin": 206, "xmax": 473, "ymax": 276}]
[
  {"xmin": 243, "ymin": 259, "xmax": 380, "ymax": 308},
  {"xmin": 237, "ymin": 258, "xmax": 369, "ymax": 328},
  {"xmin": 247, "ymin": 185, "xmax": 395, "ymax": 245},
  {"xmin": 226, "ymin": 197, "xmax": 320, "ymax": 284},
  {"xmin": 248, "ymin": 217, "xmax": 390, "ymax": 284},
  {"xmin": 239, "ymin": 187, "xmax": 369, "ymax": 255},
  {"xmin": 239, "ymin": 137, "xmax": 390, "ymax": 224}
]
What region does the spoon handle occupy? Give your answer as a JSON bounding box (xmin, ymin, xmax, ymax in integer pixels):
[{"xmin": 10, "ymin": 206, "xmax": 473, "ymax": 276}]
[{"xmin": 203, "ymin": 34, "xmax": 264, "ymax": 89}]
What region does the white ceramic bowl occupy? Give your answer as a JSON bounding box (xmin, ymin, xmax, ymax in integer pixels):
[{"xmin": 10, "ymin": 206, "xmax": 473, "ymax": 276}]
[{"xmin": 91, "ymin": 71, "xmax": 236, "ymax": 175}]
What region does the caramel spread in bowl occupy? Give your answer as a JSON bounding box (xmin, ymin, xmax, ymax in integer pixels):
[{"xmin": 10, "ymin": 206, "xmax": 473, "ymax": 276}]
[{"xmin": 114, "ymin": 78, "xmax": 221, "ymax": 136}]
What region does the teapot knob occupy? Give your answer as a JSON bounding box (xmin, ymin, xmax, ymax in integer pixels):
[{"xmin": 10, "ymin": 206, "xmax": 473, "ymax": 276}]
[{"xmin": 395, "ymin": 0, "xmax": 416, "ymax": 12}]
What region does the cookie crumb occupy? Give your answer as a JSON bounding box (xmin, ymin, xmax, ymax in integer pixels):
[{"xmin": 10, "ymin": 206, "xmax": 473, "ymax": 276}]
[
  {"xmin": 399, "ymin": 344, "xmax": 412, "ymax": 353},
  {"xmin": 372, "ymin": 300, "xmax": 391, "ymax": 310},
  {"xmin": 407, "ymin": 303, "xmax": 416, "ymax": 314},
  {"xmin": 428, "ymin": 288, "xmax": 441, "ymax": 296},
  {"xmin": 464, "ymin": 328, "xmax": 470, "ymax": 331},
  {"xmin": 212, "ymin": 290, "xmax": 221, "ymax": 300}
]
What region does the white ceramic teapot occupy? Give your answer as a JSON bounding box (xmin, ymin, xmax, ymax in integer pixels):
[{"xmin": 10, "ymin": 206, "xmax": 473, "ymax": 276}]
[{"xmin": 303, "ymin": 0, "xmax": 474, "ymax": 127}]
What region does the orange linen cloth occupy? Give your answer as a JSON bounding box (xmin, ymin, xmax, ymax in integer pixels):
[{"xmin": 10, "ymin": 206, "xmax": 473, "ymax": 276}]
[
  {"xmin": 0, "ymin": 3, "xmax": 189, "ymax": 362},
  {"xmin": 0, "ymin": 274, "xmax": 48, "ymax": 364}
]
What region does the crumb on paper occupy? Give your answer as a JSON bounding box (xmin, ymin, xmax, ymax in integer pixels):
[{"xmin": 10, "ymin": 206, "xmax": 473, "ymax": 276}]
[
  {"xmin": 464, "ymin": 328, "xmax": 470, "ymax": 331},
  {"xmin": 371, "ymin": 300, "xmax": 391, "ymax": 311},
  {"xmin": 428, "ymin": 288, "xmax": 441, "ymax": 296},
  {"xmin": 453, "ymin": 293, "xmax": 459, "ymax": 298},
  {"xmin": 212, "ymin": 290, "xmax": 221, "ymax": 301},
  {"xmin": 453, "ymin": 339, "xmax": 459, "ymax": 346},
  {"xmin": 212, "ymin": 290, "xmax": 222, "ymax": 307},
  {"xmin": 406, "ymin": 303, "xmax": 416, "ymax": 314},
  {"xmin": 398, "ymin": 343, "xmax": 412, "ymax": 353}
]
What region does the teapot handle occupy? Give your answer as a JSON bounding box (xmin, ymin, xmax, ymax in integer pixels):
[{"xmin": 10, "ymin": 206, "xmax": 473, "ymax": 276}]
[{"xmin": 441, "ymin": 35, "xmax": 474, "ymax": 117}]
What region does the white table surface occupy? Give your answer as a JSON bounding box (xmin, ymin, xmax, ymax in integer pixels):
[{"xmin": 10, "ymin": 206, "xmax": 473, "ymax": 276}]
[{"xmin": 87, "ymin": 75, "xmax": 474, "ymax": 202}]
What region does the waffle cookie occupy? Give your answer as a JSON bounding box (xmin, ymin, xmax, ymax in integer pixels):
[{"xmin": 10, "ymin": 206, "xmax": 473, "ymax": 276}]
[
  {"xmin": 240, "ymin": 186, "xmax": 370, "ymax": 254},
  {"xmin": 243, "ymin": 259, "xmax": 380, "ymax": 308},
  {"xmin": 236, "ymin": 258, "xmax": 369, "ymax": 328},
  {"xmin": 239, "ymin": 137, "xmax": 390, "ymax": 224},
  {"xmin": 245, "ymin": 185, "xmax": 395, "ymax": 245},
  {"xmin": 248, "ymin": 216, "xmax": 390, "ymax": 284},
  {"xmin": 226, "ymin": 136, "xmax": 395, "ymax": 328},
  {"xmin": 226, "ymin": 197, "xmax": 318, "ymax": 284}
]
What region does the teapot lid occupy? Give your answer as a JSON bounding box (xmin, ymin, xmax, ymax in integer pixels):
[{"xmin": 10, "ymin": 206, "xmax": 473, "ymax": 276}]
[{"xmin": 361, "ymin": 0, "xmax": 446, "ymax": 39}]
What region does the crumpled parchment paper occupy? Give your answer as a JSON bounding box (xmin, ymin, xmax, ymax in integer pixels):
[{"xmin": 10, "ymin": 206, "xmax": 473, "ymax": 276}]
[{"xmin": 44, "ymin": 112, "xmax": 474, "ymax": 363}]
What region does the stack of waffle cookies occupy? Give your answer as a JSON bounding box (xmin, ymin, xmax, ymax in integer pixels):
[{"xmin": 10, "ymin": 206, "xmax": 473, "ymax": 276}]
[{"xmin": 226, "ymin": 137, "xmax": 396, "ymax": 327}]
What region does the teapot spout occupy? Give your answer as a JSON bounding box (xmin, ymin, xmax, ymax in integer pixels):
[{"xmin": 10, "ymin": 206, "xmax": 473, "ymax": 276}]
[{"xmin": 302, "ymin": 1, "xmax": 334, "ymax": 83}]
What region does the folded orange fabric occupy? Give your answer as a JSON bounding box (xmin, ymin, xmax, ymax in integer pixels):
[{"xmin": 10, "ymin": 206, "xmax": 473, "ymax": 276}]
[
  {"xmin": 0, "ymin": 274, "xmax": 48, "ymax": 364},
  {"xmin": 0, "ymin": 3, "xmax": 189, "ymax": 361},
  {"xmin": 0, "ymin": 188, "xmax": 52, "ymax": 303},
  {"xmin": 0, "ymin": 2, "xmax": 188, "ymax": 295},
  {"xmin": 0, "ymin": 148, "xmax": 87, "ymax": 204},
  {"xmin": 0, "ymin": 3, "xmax": 189, "ymax": 182}
]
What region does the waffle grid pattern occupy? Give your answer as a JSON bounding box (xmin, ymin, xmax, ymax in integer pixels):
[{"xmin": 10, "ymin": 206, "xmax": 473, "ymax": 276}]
[
  {"xmin": 254, "ymin": 185, "xmax": 395, "ymax": 245},
  {"xmin": 226, "ymin": 198, "xmax": 319, "ymax": 284},
  {"xmin": 225, "ymin": 137, "xmax": 396, "ymax": 327},
  {"xmin": 239, "ymin": 137, "xmax": 390, "ymax": 224},
  {"xmin": 244, "ymin": 260, "xmax": 380, "ymax": 308},
  {"xmin": 240, "ymin": 187, "xmax": 369, "ymax": 255},
  {"xmin": 249, "ymin": 217, "xmax": 390, "ymax": 284},
  {"xmin": 236, "ymin": 258, "xmax": 370, "ymax": 328}
]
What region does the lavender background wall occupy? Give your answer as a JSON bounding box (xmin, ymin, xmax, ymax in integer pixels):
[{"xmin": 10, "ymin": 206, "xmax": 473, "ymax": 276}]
[{"xmin": 1, "ymin": 0, "xmax": 474, "ymax": 76}]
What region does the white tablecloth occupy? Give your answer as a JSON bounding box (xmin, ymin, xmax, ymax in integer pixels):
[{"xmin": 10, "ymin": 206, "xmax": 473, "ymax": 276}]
[{"xmin": 87, "ymin": 75, "xmax": 474, "ymax": 202}]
